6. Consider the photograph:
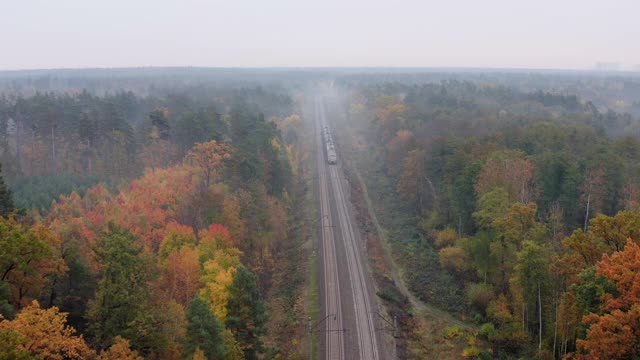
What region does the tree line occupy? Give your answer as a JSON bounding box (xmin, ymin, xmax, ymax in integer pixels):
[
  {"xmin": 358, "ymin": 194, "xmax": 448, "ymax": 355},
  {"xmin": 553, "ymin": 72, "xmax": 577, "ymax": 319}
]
[
  {"xmin": 0, "ymin": 85, "xmax": 306, "ymax": 359},
  {"xmin": 341, "ymin": 79, "xmax": 640, "ymax": 359},
  {"xmin": 0, "ymin": 86, "xmax": 294, "ymax": 210}
]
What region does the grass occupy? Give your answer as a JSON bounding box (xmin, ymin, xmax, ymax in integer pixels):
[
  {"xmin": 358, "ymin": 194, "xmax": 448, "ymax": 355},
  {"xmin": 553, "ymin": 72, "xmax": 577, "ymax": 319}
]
[{"xmin": 306, "ymin": 249, "xmax": 320, "ymax": 359}]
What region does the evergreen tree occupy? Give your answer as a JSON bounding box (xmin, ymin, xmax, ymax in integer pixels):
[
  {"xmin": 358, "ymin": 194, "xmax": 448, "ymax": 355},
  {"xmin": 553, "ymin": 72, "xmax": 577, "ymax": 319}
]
[
  {"xmin": 0, "ymin": 164, "xmax": 15, "ymax": 217},
  {"xmin": 87, "ymin": 223, "xmax": 163, "ymax": 355},
  {"xmin": 0, "ymin": 281, "xmax": 13, "ymax": 320},
  {"xmin": 224, "ymin": 266, "xmax": 267, "ymax": 360},
  {"xmin": 184, "ymin": 296, "xmax": 225, "ymax": 360}
]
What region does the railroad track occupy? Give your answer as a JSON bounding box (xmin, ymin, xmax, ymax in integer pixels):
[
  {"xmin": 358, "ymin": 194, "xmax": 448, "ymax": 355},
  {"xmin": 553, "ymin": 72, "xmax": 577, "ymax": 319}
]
[
  {"xmin": 314, "ymin": 96, "xmax": 382, "ymax": 360},
  {"xmin": 315, "ymin": 97, "xmax": 344, "ymax": 360}
]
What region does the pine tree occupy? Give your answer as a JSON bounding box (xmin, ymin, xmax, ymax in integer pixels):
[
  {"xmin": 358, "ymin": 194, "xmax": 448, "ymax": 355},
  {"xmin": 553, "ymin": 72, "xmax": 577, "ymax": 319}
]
[
  {"xmin": 87, "ymin": 223, "xmax": 163, "ymax": 355},
  {"xmin": 0, "ymin": 280, "xmax": 13, "ymax": 320},
  {"xmin": 224, "ymin": 266, "xmax": 267, "ymax": 360},
  {"xmin": 184, "ymin": 296, "xmax": 225, "ymax": 360},
  {"xmin": 0, "ymin": 164, "xmax": 15, "ymax": 217}
]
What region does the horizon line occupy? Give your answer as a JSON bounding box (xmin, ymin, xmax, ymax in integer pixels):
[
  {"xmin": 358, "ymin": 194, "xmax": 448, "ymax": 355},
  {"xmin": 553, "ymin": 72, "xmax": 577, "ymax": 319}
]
[{"xmin": 1, "ymin": 65, "xmax": 639, "ymax": 74}]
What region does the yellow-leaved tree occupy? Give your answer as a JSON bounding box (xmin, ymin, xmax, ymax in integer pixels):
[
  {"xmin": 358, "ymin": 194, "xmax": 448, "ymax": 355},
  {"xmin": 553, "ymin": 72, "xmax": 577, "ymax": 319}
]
[{"xmin": 97, "ymin": 336, "xmax": 143, "ymax": 360}]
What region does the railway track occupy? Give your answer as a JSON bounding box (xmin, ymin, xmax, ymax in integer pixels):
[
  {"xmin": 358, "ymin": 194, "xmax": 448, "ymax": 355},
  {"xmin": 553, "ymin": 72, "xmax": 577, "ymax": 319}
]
[
  {"xmin": 315, "ymin": 97, "xmax": 345, "ymax": 360},
  {"xmin": 314, "ymin": 96, "xmax": 383, "ymax": 360}
]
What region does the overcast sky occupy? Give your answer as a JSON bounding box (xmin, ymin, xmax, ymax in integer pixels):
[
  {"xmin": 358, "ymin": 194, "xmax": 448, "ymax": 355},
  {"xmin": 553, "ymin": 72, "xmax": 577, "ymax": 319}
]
[{"xmin": 1, "ymin": 0, "xmax": 638, "ymax": 71}]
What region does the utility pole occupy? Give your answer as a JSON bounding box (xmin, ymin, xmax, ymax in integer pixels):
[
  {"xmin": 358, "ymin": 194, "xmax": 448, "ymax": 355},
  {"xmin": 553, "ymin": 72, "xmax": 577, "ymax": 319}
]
[{"xmin": 306, "ymin": 314, "xmax": 338, "ymax": 360}]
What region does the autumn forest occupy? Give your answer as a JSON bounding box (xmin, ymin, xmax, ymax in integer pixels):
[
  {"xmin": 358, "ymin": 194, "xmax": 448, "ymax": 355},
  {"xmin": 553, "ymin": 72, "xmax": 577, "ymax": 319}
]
[{"xmin": 1, "ymin": 69, "xmax": 640, "ymax": 359}]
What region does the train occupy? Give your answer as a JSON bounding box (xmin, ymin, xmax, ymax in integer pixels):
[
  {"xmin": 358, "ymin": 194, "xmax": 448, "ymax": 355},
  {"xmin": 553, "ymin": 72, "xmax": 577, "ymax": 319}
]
[{"xmin": 322, "ymin": 125, "xmax": 337, "ymax": 165}]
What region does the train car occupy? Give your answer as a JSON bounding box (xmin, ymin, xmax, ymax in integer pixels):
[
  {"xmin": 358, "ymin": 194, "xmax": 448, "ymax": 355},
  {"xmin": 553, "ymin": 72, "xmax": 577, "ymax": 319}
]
[
  {"xmin": 323, "ymin": 124, "xmax": 337, "ymax": 164},
  {"xmin": 326, "ymin": 142, "xmax": 336, "ymax": 164},
  {"xmin": 327, "ymin": 147, "xmax": 337, "ymax": 165}
]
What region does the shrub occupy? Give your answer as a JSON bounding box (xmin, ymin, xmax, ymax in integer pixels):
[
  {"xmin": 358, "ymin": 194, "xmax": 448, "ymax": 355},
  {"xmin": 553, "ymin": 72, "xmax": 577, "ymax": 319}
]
[
  {"xmin": 435, "ymin": 227, "xmax": 457, "ymax": 248},
  {"xmin": 486, "ymin": 295, "xmax": 512, "ymax": 325},
  {"xmin": 465, "ymin": 283, "xmax": 495, "ymax": 314},
  {"xmin": 439, "ymin": 246, "xmax": 471, "ymax": 273},
  {"xmin": 462, "ymin": 346, "xmax": 480, "ymax": 358},
  {"xmin": 479, "ymin": 323, "xmax": 496, "ymax": 340},
  {"xmin": 442, "ymin": 325, "xmax": 466, "ymax": 339}
]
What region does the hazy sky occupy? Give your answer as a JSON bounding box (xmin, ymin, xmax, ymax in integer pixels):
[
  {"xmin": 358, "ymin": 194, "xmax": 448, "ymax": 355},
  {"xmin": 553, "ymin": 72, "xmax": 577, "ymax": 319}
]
[{"xmin": 2, "ymin": 0, "xmax": 639, "ymax": 70}]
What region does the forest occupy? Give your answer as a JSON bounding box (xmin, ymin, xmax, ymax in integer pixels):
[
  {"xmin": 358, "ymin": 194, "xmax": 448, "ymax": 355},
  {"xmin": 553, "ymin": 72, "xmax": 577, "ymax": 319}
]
[
  {"xmin": 0, "ymin": 74, "xmax": 309, "ymax": 359},
  {"xmin": 1, "ymin": 68, "xmax": 640, "ymax": 359},
  {"xmin": 334, "ymin": 75, "xmax": 640, "ymax": 359}
]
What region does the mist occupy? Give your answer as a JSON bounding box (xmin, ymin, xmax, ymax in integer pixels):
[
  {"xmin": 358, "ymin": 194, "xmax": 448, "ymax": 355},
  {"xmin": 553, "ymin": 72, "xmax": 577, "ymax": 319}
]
[{"xmin": 2, "ymin": 0, "xmax": 639, "ymax": 70}]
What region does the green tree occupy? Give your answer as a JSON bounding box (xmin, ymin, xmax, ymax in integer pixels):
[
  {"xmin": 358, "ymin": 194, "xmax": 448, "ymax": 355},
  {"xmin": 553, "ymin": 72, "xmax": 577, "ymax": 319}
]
[
  {"xmin": 184, "ymin": 296, "xmax": 225, "ymax": 360},
  {"xmin": 493, "ymin": 202, "xmax": 546, "ymax": 250},
  {"xmin": 0, "ymin": 164, "xmax": 15, "ymax": 217},
  {"xmin": 463, "ymin": 231, "xmax": 499, "ymax": 284},
  {"xmin": 473, "ymin": 188, "xmax": 510, "ymax": 230},
  {"xmin": 224, "ymin": 266, "xmax": 267, "ymax": 360},
  {"xmin": 514, "ymin": 241, "xmax": 550, "ymax": 350},
  {"xmin": 0, "ymin": 281, "xmax": 13, "ymax": 320},
  {"xmin": 573, "ymin": 267, "xmax": 617, "ymax": 317},
  {"xmin": 0, "ymin": 218, "xmax": 58, "ymax": 306},
  {"xmin": 87, "ymin": 223, "xmax": 163, "ymax": 355}
]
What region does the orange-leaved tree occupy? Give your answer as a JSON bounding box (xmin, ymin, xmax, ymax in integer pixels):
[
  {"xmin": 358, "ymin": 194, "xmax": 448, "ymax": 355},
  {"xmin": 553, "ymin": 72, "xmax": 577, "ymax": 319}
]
[
  {"xmin": 574, "ymin": 240, "xmax": 640, "ymax": 359},
  {"xmin": 159, "ymin": 245, "xmax": 202, "ymax": 306},
  {"xmin": 475, "ymin": 151, "xmax": 535, "ymax": 205},
  {"xmin": 185, "ymin": 140, "xmax": 231, "ymax": 188},
  {"xmin": 0, "ymin": 300, "xmax": 94, "ymax": 359},
  {"xmin": 97, "ymin": 336, "xmax": 143, "ymax": 360}
]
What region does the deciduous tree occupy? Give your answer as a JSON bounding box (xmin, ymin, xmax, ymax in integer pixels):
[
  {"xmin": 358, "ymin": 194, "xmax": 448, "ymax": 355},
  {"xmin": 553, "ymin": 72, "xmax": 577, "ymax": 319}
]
[
  {"xmin": 0, "ymin": 300, "xmax": 94, "ymax": 359},
  {"xmin": 574, "ymin": 241, "xmax": 640, "ymax": 358},
  {"xmin": 97, "ymin": 336, "xmax": 143, "ymax": 360},
  {"xmin": 185, "ymin": 140, "xmax": 231, "ymax": 188},
  {"xmin": 160, "ymin": 245, "xmax": 202, "ymax": 306},
  {"xmin": 0, "ymin": 218, "xmax": 64, "ymax": 307},
  {"xmin": 475, "ymin": 151, "xmax": 534, "ymax": 204}
]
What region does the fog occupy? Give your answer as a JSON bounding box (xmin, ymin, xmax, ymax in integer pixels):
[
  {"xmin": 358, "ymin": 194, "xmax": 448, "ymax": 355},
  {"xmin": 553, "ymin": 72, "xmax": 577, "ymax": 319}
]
[{"xmin": 2, "ymin": 0, "xmax": 639, "ymax": 70}]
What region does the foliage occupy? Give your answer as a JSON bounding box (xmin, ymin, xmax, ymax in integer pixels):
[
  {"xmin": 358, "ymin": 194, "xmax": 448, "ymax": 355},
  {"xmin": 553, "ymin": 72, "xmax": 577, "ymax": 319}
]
[
  {"xmin": 0, "ymin": 282, "xmax": 13, "ymax": 320},
  {"xmin": 0, "ymin": 329, "xmax": 34, "ymax": 360},
  {"xmin": 0, "ymin": 83, "xmax": 298, "ymax": 359},
  {"xmin": 0, "ymin": 218, "xmax": 64, "ymax": 307},
  {"xmin": 442, "ymin": 325, "xmax": 466, "ymax": 339},
  {"xmin": 479, "ymin": 323, "xmax": 496, "ymax": 340},
  {"xmin": 465, "ymin": 283, "xmax": 495, "ymax": 314},
  {"xmin": 0, "ymin": 164, "xmax": 15, "ymax": 217},
  {"xmin": 160, "ymin": 245, "xmax": 202, "ymax": 306},
  {"xmin": 185, "ymin": 140, "xmax": 231, "ymax": 188},
  {"xmin": 574, "ymin": 241, "xmax": 640, "ymax": 358},
  {"xmin": 10, "ymin": 174, "xmax": 100, "ymax": 213},
  {"xmin": 0, "ymin": 300, "xmax": 94, "ymax": 359},
  {"xmin": 97, "ymin": 336, "xmax": 143, "ymax": 360},
  {"xmin": 434, "ymin": 227, "xmax": 457, "ymax": 248},
  {"xmin": 462, "ymin": 346, "xmax": 480, "ymax": 358},
  {"xmin": 87, "ymin": 223, "xmax": 163, "ymax": 355},
  {"xmin": 225, "ymin": 266, "xmax": 267, "ymax": 360},
  {"xmin": 342, "ymin": 77, "xmax": 640, "ymax": 357},
  {"xmin": 439, "ymin": 246, "xmax": 471, "ymax": 273},
  {"xmin": 184, "ymin": 296, "xmax": 225, "ymax": 360}
]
